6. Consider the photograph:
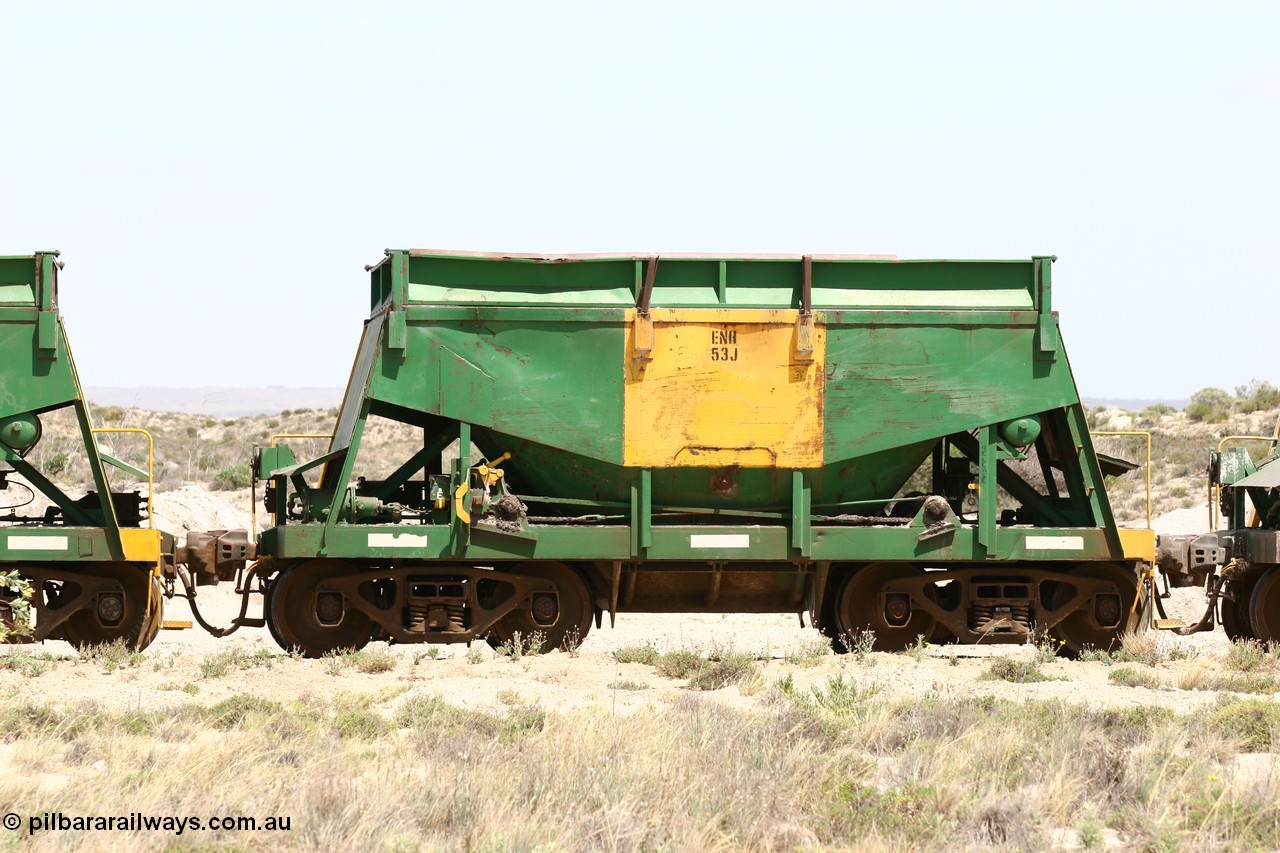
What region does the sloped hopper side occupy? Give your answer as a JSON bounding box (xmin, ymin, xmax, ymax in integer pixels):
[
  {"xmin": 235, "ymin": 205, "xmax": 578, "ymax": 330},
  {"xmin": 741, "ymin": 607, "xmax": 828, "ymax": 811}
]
[{"xmin": 352, "ymin": 252, "xmax": 1080, "ymax": 510}]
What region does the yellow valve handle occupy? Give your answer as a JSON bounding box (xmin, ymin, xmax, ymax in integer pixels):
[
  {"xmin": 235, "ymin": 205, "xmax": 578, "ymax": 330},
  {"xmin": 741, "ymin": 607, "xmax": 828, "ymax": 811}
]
[
  {"xmin": 477, "ymin": 451, "xmax": 513, "ymax": 488},
  {"xmin": 454, "ymin": 484, "xmax": 471, "ymax": 524}
]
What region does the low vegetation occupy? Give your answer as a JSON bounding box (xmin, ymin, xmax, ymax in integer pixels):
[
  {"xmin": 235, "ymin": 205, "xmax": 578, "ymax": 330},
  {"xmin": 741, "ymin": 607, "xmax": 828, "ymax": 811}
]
[
  {"xmin": 614, "ymin": 643, "xmax": 765, "ymax": 692},
  {"xmin": 0, "ymin": 682, "xmax": 1275, "ymax": 850},
  {"xmin": 14, "ymin": 404, "xmax": 436, "ymax": 495},
  {"xmin": 198, "ymin": 646, "xmax": 277, "ymax": 679},
  {"xmin": 981, "ymin": 657, "xmax": 1051, "ymax": 684},
  {"xmin": 1108, "ymin": 665, "xmax": 1163, "ymax": 689},
  {"xmin": 1186, "ymin": 380, "xmax": 1280, "ymax": 423}
]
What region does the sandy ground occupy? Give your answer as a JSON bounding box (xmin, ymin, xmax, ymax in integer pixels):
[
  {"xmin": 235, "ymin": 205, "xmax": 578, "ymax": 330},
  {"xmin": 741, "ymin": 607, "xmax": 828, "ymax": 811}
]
[
  {"xmin": 1, "ymin": 498, "xmax": 1254, "ymax": 722},
  {"xmin": 3, "ymin": 586, "xmax": 1246, "ymax": 724}
]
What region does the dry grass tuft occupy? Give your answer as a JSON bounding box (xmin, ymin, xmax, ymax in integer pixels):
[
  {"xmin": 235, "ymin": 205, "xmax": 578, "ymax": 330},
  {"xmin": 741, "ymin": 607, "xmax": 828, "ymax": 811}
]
[
  {"xmin": 1108, "ymin": 666, "xmax": 1163, "ymax": 690},
  {"xmin": 1177, "ymin": 663, "xmax": 1210, "ymax": 692},
  {"xmin": 1118, "ymin": 629, "xmax": 1164, "ymax": 667},
  {"xmin": 981, "ymin": 657, "xmax": 1050, "ymax": 683},
  {"xmin": 1225, "ymin": 639, "xmax": 1273, "ymax": 673},
  {"xmin": 0, "ymin": 685, "xmax": 1277, "ymax": 850}
]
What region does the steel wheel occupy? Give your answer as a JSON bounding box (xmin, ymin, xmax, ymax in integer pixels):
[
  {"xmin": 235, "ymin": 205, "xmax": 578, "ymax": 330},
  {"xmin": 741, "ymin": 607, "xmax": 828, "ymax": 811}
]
[
  {"xmin": 487, "ymin": 562, "xmax": 592, "ymax": 651},
  {"xmin": 1050, "ymin": 563, "xmax": 1142, "ymax": 655},
  {"xmin": 137, "ymin": 575, "xmax": 164, "ymax": 649},
  {"xmin": 264, "ymin": 570, "xmax": 292, "ymax": 652},
  {"xmin": 61, "ymin": 564, "xmax": 156, "ymax": 651},
  {"xmin": 1221, "ymin": 573, "xmax": 1261, "ymax": 642},
  {"xmin": 267, "ymin": 560, "xmax": 373, "ymax": 657},
  {"xmin": 1247, "ymin": 568, "xmax": 1280, "ymax": 643},
  {"xmin": 832, "ymin": 563, "xmax": 936, "ymax": 653}
]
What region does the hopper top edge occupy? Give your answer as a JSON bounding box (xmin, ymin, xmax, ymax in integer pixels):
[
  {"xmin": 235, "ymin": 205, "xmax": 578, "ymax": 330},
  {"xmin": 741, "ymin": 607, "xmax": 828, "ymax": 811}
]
[
  {"xmin": 400, "ymin": 249, "xmax": 1052, "ymax": 264},
  {"xmin": 403, "ymin": 249, "xmax": 901, "ymax": 262}
]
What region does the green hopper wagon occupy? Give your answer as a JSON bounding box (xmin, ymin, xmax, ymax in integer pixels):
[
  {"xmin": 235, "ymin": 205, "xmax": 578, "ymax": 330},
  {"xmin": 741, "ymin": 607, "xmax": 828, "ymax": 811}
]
[
  {"xmin": 0, "ymin": 252, "xmax": 165, "ymax": 648},
  {"xmin": 244, "ymin": 250, "xmax": 1155, "ymax": 656}
]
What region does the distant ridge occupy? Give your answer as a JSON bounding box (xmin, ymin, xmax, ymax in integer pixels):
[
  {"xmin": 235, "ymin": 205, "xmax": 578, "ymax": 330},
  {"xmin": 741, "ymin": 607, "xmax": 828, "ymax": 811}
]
[{"xmin": 85, "ymin": 386, "xmax": 344, "ymax": 418}]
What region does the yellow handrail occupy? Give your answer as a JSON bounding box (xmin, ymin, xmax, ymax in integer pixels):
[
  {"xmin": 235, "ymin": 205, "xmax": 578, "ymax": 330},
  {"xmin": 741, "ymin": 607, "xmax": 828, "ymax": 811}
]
[
  {"xmin": 1091, "ymin": 430, "xmax": 1152, "ymax": 528},
  {"xmin": 91, "ymin": 427, "xmax": 155, "ymax": 529},
  {"xmin": 1212, "ymin": 432, "xmax": 1280, "ymax": 529}
]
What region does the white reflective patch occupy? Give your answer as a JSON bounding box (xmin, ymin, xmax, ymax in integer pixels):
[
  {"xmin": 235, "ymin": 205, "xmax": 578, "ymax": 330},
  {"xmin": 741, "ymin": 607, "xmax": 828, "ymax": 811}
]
[
  {"xmin": 1025, "ymin": 535, "xmax": 1085, "ymax": 550},
  {"xmin": 690, "ymin": 534, "xmax": 750, "ymax": 549},
  {"xmin": 367, "ymin": 533, "xmax": 428, "ymax": 548},
  {"xmin": 6, "ymin": 535, "xmax": 69, "ymax": 551}
]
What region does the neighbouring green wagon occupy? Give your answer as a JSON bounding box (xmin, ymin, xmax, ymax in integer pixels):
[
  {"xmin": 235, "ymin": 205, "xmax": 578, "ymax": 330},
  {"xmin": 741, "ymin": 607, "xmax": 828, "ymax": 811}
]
[
  {"xmin": 0, "ymin": 252, "xmax": 166, "ymax": 648},
  {"xmin": 1156, "ymin": 422, "xmax": 1280, "ymax": 643},
  {"xmin": 242, "ymin": 249, "xmax": 1155, "ymax": 656}
]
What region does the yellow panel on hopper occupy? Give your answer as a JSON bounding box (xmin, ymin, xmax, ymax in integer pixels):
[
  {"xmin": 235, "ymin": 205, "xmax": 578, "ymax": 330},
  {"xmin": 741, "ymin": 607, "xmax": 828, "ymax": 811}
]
[{"xmin": 623, "ymin": 308, "xmax": 825, "ymax": 468}]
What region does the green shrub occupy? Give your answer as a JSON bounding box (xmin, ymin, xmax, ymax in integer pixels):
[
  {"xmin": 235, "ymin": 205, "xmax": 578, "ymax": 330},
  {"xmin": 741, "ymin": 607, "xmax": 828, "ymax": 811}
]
[
  {"xmin": 204, "ymin": 694, "xmax": 283, "ymax": 730},
  {"xmin": 688, "ymin": 652, "xmax": 758, "ymax": 691},
  {"xmin": 1209, "ymin": 673, "xmax": 1280, "ymax": 695},
  {"xmin": 1225, "ymin": 639, "xmax": 1270, "ymax": 673},
  {"xmin": 784, "ymin": 639, "xmax": 831, "ymax": 667},
  {"xmin": 1203, "ymin": 697, "xmax": 1280, "ymax": 751},
  {"xmin": 1235, "ymin": 379, "xmax": 1280, "ymax": 413},
  {"xmin": 613, "ymin": 644, "xmax": 661, "ymax": 666},
  {"xmin": 608, "ymin": 679, "xmax": 648, "ymax": 691},
  {"xmin": 79, "ymin": 639, "xmax": 144, "ymax": 673},
  {"xmin": 395, "ymin": 695, "xmax": 543, "ymax": 743},
  {"xmin": 353, "ymin": 647, "xmax": 397, "ymax": 674},
  {"xmin": 656, "ymin": 649, "xmax": 706, "ymax": 679},
  {"xmin": 332, "ymin": 709, "xmax": 389, "ymax": 739},
  {"xmin": 981, "ymin": 657, "xmax": 1049, "ymax": 683},
  {"xmin": 1107, "ymin": 666, "xmax": 1162, "ymax": 689},
  {"xmin": 211, "ymin": 463, "xmax": 252, "ymax": 490},
  {"xmin": 1185, "ymin": 387, "xmax": 1234, "ymax": 423},
  {"xmin": 44, "ymin": 451, "xmax": 70, "ymax": 478},
  {"xmin": 0, "ymin": 571, "xmax": 34, "ymax": 641},
  {"xmin": 797, "ymin": 674, "xmax": 876, "ymax": 716}
]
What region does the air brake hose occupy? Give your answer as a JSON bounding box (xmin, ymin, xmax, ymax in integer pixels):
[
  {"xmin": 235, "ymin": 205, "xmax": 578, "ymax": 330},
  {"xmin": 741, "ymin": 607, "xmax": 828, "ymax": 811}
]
[
  {"xmin": 1170, "ymin": 572, "xmax": 1221, "ymax": 636},
  {"xmin": 173, "ymin": 564, "xmax": 263, "ymax": 638}
]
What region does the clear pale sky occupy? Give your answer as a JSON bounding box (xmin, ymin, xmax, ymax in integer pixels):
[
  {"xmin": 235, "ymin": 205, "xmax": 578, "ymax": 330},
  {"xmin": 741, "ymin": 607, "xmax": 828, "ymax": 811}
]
[{"xmin": 3, "ymin": 2, "xmax": 1276, "ymax": 400}]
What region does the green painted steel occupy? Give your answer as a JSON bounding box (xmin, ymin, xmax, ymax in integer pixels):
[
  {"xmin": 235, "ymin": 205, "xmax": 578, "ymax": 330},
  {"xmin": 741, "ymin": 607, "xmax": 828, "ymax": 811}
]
[
  {"xmin": 0, "ymin": 528, "xmax": 131, "ymax": 562},
  {"xmin": 0, "ymin": 252, "xmax": 128, "ymax": 542},
  {"xmin": 365, "ymin": 253, "xmax": 1076, "ymax": 508},
  {"xmin": 0, "ymin": 252, "xmax": 172, "ymax": 650},
  {"xmin": 261, "ymin": 249, "xmax": 1135, "ymax": 571},
  {"xmin": 262, "ymin": 521, "xmax": 1125, "ymax": 564}
]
